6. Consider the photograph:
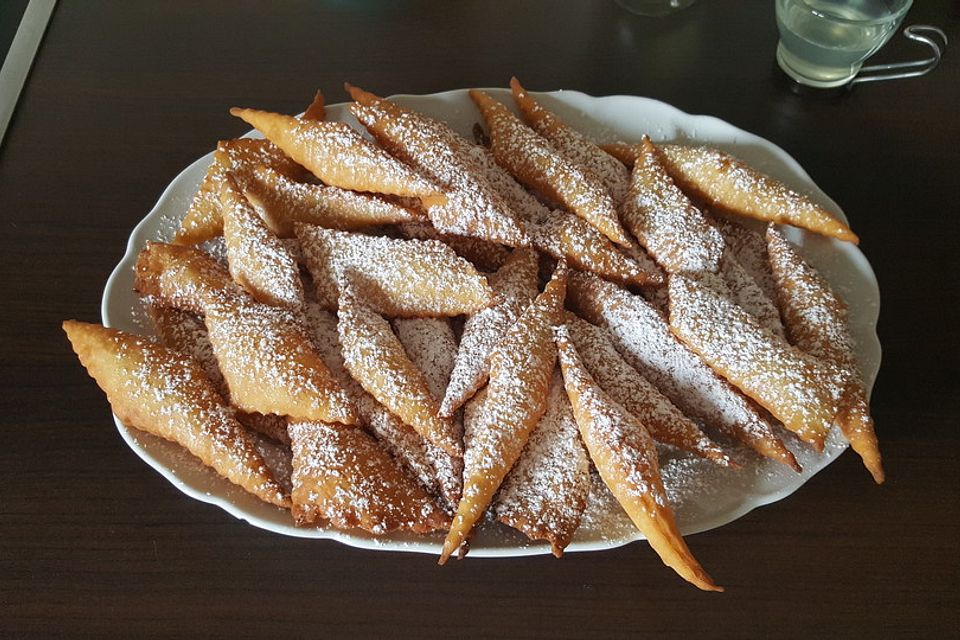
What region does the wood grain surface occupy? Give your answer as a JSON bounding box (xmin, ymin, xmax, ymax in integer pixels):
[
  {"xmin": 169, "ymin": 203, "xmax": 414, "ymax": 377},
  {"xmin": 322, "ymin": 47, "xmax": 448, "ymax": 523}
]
[{"xmin": 1, "ymin": 1, "xmax": 958, "ymax": 637}]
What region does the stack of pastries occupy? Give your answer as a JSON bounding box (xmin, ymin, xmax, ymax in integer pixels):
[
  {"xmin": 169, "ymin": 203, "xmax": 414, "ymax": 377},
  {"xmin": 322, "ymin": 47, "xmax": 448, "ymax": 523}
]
[{"xmin": 65, "ymin": 79, "xmax": 882, "ymax": 591}]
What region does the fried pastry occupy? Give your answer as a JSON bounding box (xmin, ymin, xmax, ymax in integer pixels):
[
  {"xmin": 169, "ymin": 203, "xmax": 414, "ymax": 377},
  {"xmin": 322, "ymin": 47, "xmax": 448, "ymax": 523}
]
[
  {"xmin": 621, "ymin": 136, "xmax": 725, "ymax": 274},
  {"xmin": 510, "ymin": 77, "xmax": 630, "ymax": 204},
  {"xmin": 135, "ymin": 242, "xmax": 358, "ymax": 426},
  {"xmin": 337, "ymin": 285, "xmax": 461, "ymax": 457},
  {"xmin": 302, "ymin": 89, "xmax": 327, "ymax": 122},
  {"xmin": 470, "ymin": 89, "xmax": 630, "ymax": 248},
  {"xmin": 230, "ymin": 106, "xmax": 444, "ymax": 201},
  {"xmin": 668, "ymin": 272, "xmax": 846, "ymax": 451},
  {"xmin": 714, "ymin": 217, "xmax": 780, "ymax": 307},
  {"xmin": 295, "ymin": 224, "xmax": 493, "ymax": 315},
  {"xmin": 63, "ymin": 320, "xmax": 290, "ymax": 508},
  {"xmin": 393, "ymin": 317, "xmax": 465, "ymax": 504},
  {"xmin": 305, "ymin": 304, "xmax": 462, "ymax": 512},
  {"xmin": 600, "ymin": 141, "xmax": 639, "ymax": 168},
  {"xmin": 399, "ymin": 222, "xmax": 511, "ymax": 272},
  {"xmin": 568, "ymin": 271, "xmax": 800, "ymax": 471},
  {"xmin": 555, "ymin": 326, "xmax": 722, "ymax": 592},
  {"xmin": 718, "ymin": 249, "xmax": 785, "ymax": 338},
  {"xmin": 766, "ymin": 226, "xmax": 883, "ymax": 482},
  {"xmin": 135, "ymin": 241, "xmax": 244, "ymax": 315},
  {"xmin": 147, "ymin": 302, "xmax": 291, "ymax": 445},
  {"xmin": 494, "ymin": 371, "xmax": 591, "ymax": 557},
  {"xmin": 440, "ymin": 262, "xmax": 568, "ymax": 563},
  {"xmin": 440, "ymin": 247, "xmax": 540, "ymax": 417},
  {"xmin": 219, "ymin": 174, "xmax": 304, "ymax": 310},
  {"xmin": 242, "ymin": 164, "xmax": 424, "ymax": 237},
  {"xmin": 468, "ymin": 138, "xmax": 662, "ymax": 287},
  {"xmin": 175, "ymin": 138, "xmax": 309, "ymax": 245},
  {"xmin": 347, "ymin": 85, "xmax": 530, "ymax": 247},
  {"xmin": 563, "ymin": 312, "xmax": 736, "ymax": 467},
  {"xmin": 659, "ymin": 144, "xmax": 858, "ymax": 244},
  {"xmin": 288, "ymin": 420, "xmax": 450, "ymax": 533}
]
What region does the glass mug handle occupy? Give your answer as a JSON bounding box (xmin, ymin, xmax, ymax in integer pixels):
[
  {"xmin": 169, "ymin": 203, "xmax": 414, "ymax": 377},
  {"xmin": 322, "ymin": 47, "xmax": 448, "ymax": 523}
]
[{"xmin": 850, "ymin": 25, "xmax": 948, "ymax": 85}]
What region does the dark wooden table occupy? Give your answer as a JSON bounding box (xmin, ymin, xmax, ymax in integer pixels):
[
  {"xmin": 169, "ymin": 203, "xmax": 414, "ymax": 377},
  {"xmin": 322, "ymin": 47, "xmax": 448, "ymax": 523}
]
[{"xmin": 3, "ymin": 2, "xmax": 958, "ymax": 637}]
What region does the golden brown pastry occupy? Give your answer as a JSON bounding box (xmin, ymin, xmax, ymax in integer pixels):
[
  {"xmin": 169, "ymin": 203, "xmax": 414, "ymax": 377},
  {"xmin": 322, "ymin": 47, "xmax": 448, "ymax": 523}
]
[
  {"xmin": 398, "ymin": 222, "xmax": 512, "ymax": 272},
  {"xmin": 347, "ymin": 84, "xmax": 530, "ymax": 248},
  {"xmin": 713, "ymin": 217, "xmax": 779, "ymax": 304},
  {"xmin": 510, "ymin": 77, "xmax": 631, "ymax": 204},
  {"xmin": 63, "ymin": 320, "xmax": 289, "ymax": 508},
  {"xmin": 718, "ymin": 249, "xmax": 785, "ymax": 339},
  {"xmin": 230, "ymin": 106, "xmax": 445, "ymax": 201},
  {"xmin": 621, "ymin": 136, "xmax": 725, "ymax": 274},
  {"xmin": 242, "ymin": 164, "xmax": 424, "ymax": 237},
  {"xmin": 440, "ymin": 262, "xmax": 568, "ymax": 563},
  {"xmin": 174, "ymin": 138, "xmax": 308, "ymax": 245},
  {"xmin": 295, "ymin": 224, "xmax": 493, "ymax": 316},
  {"xmin": 668, "ymin": 272, "xmax": 846, "ymax": 451},
  {"xmin": 563, "ymin": 312, "xmax": 736, "ymax": 467},
  {"xmin": 468, "ymin": 137, "xmax": 662, "ymax": 287},
  {"xmin": 766, "ymin": 226, "xmax": 883, "ymax": 482},
  {"xmin": 555, "ymin": 326, "xmax": 722, "ymax": 592},
  {"xmin": 147, "ymin": 302, "xmax": 290, "ymax": 445},
  {"xmin": 470, "ymin": 89, "xmax": 630, "ymax": 248},
  {"xmin": 337, "ymin": 285, "xmax": 461, "ymax": 457},
  {"xmin": 134, "ymin": 242, "xmax": 358, "ymax": 426},
  {"xmin": 305, "ymin": 304, "xmax": 462, "ymax": 513},
  {"xmin": 219, "ymin": 174, "xmax": 304, "ymax": 310},
  {"xmin": 568, "ymin": 270, "xmax": 800, "ymax": 471},
  {"xmin": 659, "ymin": 144, "xmax": 858, "ymax": 244},
  {"xmin": 288, "ymin": 420, "xmax": 450, "ymax": 533},
  {"xmin": 494, "ymin": 370, "xmax": 591, "ymax": 557},
  {"xmin": 440, "ymin": 248, "xmax": 540, "ymax": 417}
]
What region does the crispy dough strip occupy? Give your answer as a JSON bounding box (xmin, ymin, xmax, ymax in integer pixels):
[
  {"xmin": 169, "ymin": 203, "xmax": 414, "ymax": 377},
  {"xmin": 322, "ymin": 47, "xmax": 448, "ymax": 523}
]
[
  {"xmin": 147, "ymin": 303, "xmax": 290, "ymax": 445},
  {"xmin": 563, "ymin": 312, "xmax": 736, "ymax": 467},
  {"xmin": 175, "ymin": 138, "xmax": 309, "ymax": 245},
  {"xmin": 555, "ymin": 327, "xmax": 721, "ymax": 592},
  {"xmin": 305, "ymin": 304, "xmax": 461, "ymax": 513},
  {"xmin": 220, "ymin": 174, "xmax": 303, "ymax": 310},
  {"xmin": 296, "ymin": 225, "xmax": 493, "ymax": 316},
  {"xmin": 347, "ymin": 84, "xmax": 529, "ymax": 248},
  {"xmin": 668, "ymin": 273, "xmax": 846, "ymax": 451},
  {"xmin": 440, "ymin": 263, "xmax": 568, "ymax": 563},
  {"xmin": 399, "ymin": 222, "xmax": 511, "ymax": 272},
  {"xmin": 64, "ymin": 321, "xmax": 289, "ymax": 508},
  {"xmin": 337, "ymin": 286, "xmax": 461, "ymax": 457},
  {"xmin": 494, "ymin": 371, "xmax": 591, "ymax": 557},
  {"xmin": 243, "ymin": 165, "xmax": 424, "ymax": 238},
  {"xmin": 766, "ymin": 226, "xmax": 883, "ymax": 482},
  {"xmin": 469, "ymin": 139, "xmax": 662, "ymax": 287},
  {"xmin": 660, "ymin": 144, "xmax": 858, "ymax": 244},
  {"xmin": 510, "ymin": 77, "xmax": 631, "ymax": 204},
  {"xmin": 567, "ymin": 271, "xmax": 800, "ymax": 471},
  {"xmin": 621, "ymin": 136, "xmax": 724, "ymax": 274},
  {"xmin": 440, "ymin": 248, "xmax": 540, "ymax": 417},
  {"xmin": 470, "ymin": 89, "xmax": 630, "ymax": 248},
  {"xmin": 230, "ymin": 107, "xmax": 444, "ymax": 201},
  {"xmin": 134, "ymin": 242, "xmax": 358, "ymax": 426},
  {"xmin": 288, "ymin": 420, "xmax": 450, "ymax": 533}
]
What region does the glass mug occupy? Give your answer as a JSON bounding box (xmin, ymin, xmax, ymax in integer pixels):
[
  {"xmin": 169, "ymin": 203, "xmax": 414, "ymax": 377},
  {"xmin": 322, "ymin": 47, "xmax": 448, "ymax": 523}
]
[{"xmin": 775, "ymin": 0, "xmax": 913, "ymax": 88}]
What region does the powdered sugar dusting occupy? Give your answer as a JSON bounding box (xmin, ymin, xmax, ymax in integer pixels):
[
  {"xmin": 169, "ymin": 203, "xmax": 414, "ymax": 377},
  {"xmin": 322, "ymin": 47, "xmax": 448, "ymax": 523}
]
[
  {"xmin": 440, "ymin": 248, "xmax": 539, "ymax": 416},
  {"xmin": 564, "ymin": 313, "xmax": 734, "ymax": 466},
  {"xmin": 472, "ymin": 89, "xmax": 629, "ymax": 248},
  {"xmin": 494, "ymin": 371, "xmax": 591, "ymax": 555},
  {"xmin": 296, "ymin": 225, "xmax": 492, "ymax": 316},
  {"xmin": 350, "ymin": 100, "xmax": 529, "ymax": 247},
  {"xmin": 567, "ymin": 271, "xmax": 795, "ymax": 468},
  {"xmin": 621, "ymin": 138, "xmax": 724, "ymax": 274},
  {"xmin": 668, "ymin": 273, "xmax": 846, "ymax": 447}
]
